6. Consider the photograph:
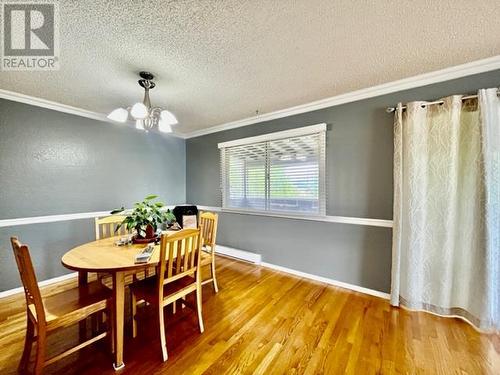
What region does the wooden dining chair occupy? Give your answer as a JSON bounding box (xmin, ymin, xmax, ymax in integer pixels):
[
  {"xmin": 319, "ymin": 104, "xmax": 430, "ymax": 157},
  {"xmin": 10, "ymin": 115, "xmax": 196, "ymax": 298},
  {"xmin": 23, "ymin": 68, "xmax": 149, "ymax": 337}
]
[
  {"xmin": 95, "ymin": 215, "xmax": 127, "ymax": 287},
  {"xmin": 130, "ymin": 228, "xmax": 205, "ymax": 362},
  {"xmin": 199, "ymin": 211, "xmax": 219, "ymax": 293},
  {"xmin": 95, "ymin": 215, "xmax": 153, "ymax": 284},
  {"xmin": 10, "ymin": 237, "xmax": 113, "ymax": 375},
  {"xmin": 95, "ymin": 215, "xmax": 128, "ymax": 240}
]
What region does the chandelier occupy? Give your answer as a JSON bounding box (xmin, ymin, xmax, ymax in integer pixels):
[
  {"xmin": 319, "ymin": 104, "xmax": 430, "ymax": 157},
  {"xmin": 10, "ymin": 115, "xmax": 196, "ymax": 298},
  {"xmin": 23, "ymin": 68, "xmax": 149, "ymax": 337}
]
[{"xmin": 107, "ymin": 71, "xmax": 178, "ymax": 133}]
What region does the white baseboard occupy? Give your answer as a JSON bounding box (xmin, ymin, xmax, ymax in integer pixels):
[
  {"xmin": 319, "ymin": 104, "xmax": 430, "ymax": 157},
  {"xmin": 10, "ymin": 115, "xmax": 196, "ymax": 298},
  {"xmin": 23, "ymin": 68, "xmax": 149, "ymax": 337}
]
[
  {"xmin": 0, "ymin": 272, "xmax": 78, "ymax": 299},
  {"xmin": 215, "ymin": 244, "xmax": 389, "ymax": 300},
  {"xmin": 261, "ymin": 262, "xmax": 390, "ymax": 300},
  {"xmin": 215, "ymin": 245, "xmax": 262, "ymax": 264},
  {"xmin": 0, "ymin": 246, "xmax": 389, "ymax": 301}
]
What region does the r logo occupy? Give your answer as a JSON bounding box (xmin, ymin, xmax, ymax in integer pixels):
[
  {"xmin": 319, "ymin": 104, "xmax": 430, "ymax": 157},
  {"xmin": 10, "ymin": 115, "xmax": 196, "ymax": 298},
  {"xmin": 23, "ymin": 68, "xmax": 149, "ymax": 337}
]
[{"xmin": 1, "ymin": 1, "xmax": 59, "ymax": 70}]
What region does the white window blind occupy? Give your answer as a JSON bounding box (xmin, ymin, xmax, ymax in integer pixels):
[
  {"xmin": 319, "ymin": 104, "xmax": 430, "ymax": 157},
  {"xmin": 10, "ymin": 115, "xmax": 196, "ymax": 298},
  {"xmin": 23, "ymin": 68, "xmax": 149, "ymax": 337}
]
[{"xmin": 219, "ymin": 124, "xmax": 326, "ymax": 216}]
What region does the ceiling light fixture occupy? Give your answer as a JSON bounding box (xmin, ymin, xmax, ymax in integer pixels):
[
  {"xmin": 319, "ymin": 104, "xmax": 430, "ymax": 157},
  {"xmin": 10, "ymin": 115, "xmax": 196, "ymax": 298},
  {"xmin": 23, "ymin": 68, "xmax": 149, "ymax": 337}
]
[{"xmin": 107, "ymin": 71, "xmax": 178, "ymax": 133}]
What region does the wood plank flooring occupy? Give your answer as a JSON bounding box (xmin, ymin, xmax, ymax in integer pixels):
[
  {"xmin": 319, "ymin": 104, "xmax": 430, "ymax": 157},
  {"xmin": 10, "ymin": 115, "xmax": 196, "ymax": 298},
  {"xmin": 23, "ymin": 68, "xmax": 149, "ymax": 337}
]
[{"xmin": 0, "ymin": 256, "xmax": 498, "ymax": 374}]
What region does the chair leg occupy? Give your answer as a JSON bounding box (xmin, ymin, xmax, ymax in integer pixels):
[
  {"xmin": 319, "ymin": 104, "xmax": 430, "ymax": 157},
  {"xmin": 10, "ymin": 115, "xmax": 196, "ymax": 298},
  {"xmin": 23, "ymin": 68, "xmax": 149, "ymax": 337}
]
[
  {"xmin": 19, "ymin": 315, "xmax": 34, "ymax": 372},
  {"xmin": 131, "ymin": 293, "xmax": 137, "ymax": 338},
  {"xmin": 34, "ymin": 326, "xmax": 46, "ymax": 375},
  {"xmin": 158, "ymin": 304, "xmax": 168, "ymax": 362},
  {"xmin": 196, "ymin": 283, "xmax": 204, "ymax": 333},
  {"xmin": 211, "ymin": 259, "xmax": 219, "ymax": 293}
]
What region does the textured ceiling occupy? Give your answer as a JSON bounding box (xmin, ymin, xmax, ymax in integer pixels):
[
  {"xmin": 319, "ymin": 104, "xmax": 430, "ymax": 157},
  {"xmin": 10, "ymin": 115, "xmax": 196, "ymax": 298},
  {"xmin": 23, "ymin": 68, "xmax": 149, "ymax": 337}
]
[{"xmin": 1, "ymin": 0, "xmax": 500, "ymax": 134}]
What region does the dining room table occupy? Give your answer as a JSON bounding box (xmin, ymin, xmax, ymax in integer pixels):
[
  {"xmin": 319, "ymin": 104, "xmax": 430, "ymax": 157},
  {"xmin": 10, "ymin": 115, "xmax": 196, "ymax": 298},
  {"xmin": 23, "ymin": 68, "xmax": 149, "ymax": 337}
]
[{"xmin": 61, "ymin": 231, "xmax": 177, "ymax": 370}]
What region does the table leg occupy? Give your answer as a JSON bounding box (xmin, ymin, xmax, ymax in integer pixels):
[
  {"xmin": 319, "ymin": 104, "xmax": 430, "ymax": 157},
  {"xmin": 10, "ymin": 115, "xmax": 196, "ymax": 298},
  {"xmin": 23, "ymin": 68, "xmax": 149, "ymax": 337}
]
[
  {"xmin": 78, "ymin": 271, "xmax": 88, "ymax": 286},
  {"xmin": 112, "ymin": 271, "xmax": 125, "ymax": 370},
  {"xmin": 78, "ymin": 271, "xmax": 88, "ymax": 342}
]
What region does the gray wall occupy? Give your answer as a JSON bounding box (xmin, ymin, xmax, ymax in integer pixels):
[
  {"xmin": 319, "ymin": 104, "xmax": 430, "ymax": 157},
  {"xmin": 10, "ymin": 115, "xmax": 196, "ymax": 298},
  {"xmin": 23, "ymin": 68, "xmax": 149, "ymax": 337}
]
[
  {"xmin": 2, "ymin": 70, "xmax": 499, "ymax": 293},
  {"xmin": 186, "ymin": 70, "xmax": 500, "ymax": 293},
  {"xmin": 0, "ymin": 221, "xmax": 96, "ymax": 291},
  {"xmin": 0, "ymin": 99, "xmax": 186, "ymax": 291}
]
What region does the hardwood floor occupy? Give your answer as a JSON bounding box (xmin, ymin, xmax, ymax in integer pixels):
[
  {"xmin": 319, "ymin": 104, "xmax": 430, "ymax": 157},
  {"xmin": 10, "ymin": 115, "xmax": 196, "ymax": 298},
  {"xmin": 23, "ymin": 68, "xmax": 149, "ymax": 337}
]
[{"xmin": 0, "ymin": 256, "xmax": 498, "ymax": 374}]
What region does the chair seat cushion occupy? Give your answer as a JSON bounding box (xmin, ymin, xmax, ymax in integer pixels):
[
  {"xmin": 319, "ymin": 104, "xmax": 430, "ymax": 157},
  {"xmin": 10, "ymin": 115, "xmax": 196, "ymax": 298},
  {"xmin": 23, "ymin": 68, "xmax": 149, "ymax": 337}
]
[
  {"xmin": 29, "ymin": 281, "xmax": 112, "ymax": 330},
  {"xmin": 130, "ymin": 275, "xmax": 196, "ymax": 304}
]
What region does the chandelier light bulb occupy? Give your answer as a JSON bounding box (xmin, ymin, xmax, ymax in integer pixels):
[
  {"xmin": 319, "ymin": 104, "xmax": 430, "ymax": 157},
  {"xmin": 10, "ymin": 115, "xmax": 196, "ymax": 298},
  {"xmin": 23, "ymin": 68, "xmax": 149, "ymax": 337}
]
[
  {"xmin": 160, "ymin": 110, "xmax": 178, "ymax": 125},
  {"xmin": 158, "ymin": 119, "xmax": 173, "ymax": 133},
  {"xmin": 135, "ymin": 119, "xmax": 145, "ymax": 130},
  {"xmin": 107, "ymin": 108, "xmax": 128, "ymax": 122},
  {"xmin": 113, "ymin": 72, "xmax": 179, "ymax": 133},
  {"xmin": 130, "ymin": 102, "xmax": 148, "ymax": 120}
]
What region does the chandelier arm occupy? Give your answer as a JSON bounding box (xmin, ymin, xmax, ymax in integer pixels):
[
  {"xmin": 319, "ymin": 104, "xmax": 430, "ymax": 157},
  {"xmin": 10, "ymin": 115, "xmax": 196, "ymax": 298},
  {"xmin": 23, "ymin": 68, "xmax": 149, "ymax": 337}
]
[{"xmin": 110, "ymin": 71, "xmax": 175, "ymax": 133}]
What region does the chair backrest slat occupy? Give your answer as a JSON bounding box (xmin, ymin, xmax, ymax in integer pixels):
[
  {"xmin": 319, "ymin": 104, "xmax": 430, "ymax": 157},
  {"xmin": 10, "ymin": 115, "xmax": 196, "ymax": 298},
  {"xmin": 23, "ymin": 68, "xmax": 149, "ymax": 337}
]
[
  {"xmin": 95, "ymin": 215, "xmax": 128, "ymax": 240},
  {"xmin": 166, "ymin": 240, "xmax": 175, "ymax": 279},
  {"xmin": 199, "ymin": 212, "xmax": 218, "ymax": 254},
  {"xmin": 175, "ymin": 241, "xmax": 182, "ymax": 275},
  {"xmin": 10, "ymin": 237, "xmax": 46, "ymax": 324},
  {"xmin": 157, "ymin": 228, "xmax": 203, "ymax": 291},
  {"xmin": 189, "ymin": 235, "xmax": 196, "ymax": 269},
  {"xmin": 183, "ymin": 237, "xmax": 190, "ymax": 270}
]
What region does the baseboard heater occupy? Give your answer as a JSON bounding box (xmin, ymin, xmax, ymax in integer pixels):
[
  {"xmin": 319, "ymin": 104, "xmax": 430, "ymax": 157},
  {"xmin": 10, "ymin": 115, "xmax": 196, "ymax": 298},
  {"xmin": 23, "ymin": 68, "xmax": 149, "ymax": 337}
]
[{"xmin": 215, "ymin": 245, "xmax": 262, "ymax": 264}]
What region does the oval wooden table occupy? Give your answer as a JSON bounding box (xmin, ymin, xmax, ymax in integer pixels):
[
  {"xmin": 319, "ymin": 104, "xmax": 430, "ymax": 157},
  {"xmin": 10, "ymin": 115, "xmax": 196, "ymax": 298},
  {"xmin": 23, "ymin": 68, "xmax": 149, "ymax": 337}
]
[{"xmin": 61, "ymin": 234, "xmax": 174, "ymax": 370}]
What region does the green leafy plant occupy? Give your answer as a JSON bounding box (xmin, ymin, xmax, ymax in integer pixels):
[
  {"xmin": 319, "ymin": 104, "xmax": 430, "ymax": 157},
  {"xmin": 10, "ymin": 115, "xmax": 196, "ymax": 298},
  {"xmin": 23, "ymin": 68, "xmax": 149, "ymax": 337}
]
[{"xmin": 111, "ymin": 195, "xmax": 176, "ymax": 238}]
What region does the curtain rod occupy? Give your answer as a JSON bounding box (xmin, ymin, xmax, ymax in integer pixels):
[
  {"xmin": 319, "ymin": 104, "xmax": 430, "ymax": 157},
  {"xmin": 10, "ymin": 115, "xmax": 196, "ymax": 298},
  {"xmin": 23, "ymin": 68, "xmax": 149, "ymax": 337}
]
[{"xmin": 385, "ymin": 88, "xmax": 500, "ymax": 113}]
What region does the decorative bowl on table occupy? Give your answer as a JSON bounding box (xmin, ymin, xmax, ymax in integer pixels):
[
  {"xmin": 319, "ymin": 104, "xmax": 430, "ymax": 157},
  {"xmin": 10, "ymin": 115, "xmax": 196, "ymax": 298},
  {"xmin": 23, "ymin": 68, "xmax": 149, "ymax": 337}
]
[{"xmin": 132, "ymin": 234, "xmax": 160, "ymax": 244}]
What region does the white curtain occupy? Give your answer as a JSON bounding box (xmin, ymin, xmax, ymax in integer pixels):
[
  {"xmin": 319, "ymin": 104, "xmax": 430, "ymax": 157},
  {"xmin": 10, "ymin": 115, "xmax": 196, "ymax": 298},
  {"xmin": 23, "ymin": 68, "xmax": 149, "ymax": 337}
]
[{"xmin": 391, "ymin": 89, "xmax": 499, "ymax": 331}]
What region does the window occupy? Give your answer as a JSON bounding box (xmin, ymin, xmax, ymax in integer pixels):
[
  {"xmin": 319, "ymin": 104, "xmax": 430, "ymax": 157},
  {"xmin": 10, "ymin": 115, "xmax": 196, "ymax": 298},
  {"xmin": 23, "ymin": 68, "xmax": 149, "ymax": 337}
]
[{"xmin": 219, "ymin": 124, "xmax": 326, "ymax": 216}]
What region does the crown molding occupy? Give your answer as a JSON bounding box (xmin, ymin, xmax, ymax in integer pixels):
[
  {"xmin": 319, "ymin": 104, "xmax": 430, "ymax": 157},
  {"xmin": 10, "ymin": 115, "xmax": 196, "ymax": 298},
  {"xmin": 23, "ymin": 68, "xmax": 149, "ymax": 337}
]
[
  {"xmin": 1, "ymin": 55, "xmax": 499, "ymax": 140},
  {"xmin": 0, "ymin": 88, "xmax": 187, "ymax": 139},
  {"xmin": 0, "ymin": 88, "xmax": 110, "ymax": 122},
  {"xmin": 182, "ymin": 55, "xmax": 500, "ymax": 139}
]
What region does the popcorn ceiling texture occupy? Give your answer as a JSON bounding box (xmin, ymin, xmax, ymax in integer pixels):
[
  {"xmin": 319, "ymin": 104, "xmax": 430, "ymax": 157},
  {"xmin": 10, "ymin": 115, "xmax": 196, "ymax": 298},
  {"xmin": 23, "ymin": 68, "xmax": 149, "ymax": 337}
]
[{"xmin": 1, "ymin": 0, "xmax": 500, "ymax": 133}]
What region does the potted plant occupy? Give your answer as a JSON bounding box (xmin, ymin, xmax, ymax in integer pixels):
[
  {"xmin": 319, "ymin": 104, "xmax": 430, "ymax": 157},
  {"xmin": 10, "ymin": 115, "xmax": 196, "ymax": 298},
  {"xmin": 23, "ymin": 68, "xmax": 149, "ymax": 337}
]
[{"xmin": 111, "ymin": 195, "xmax": 176, "ymax": 244}]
